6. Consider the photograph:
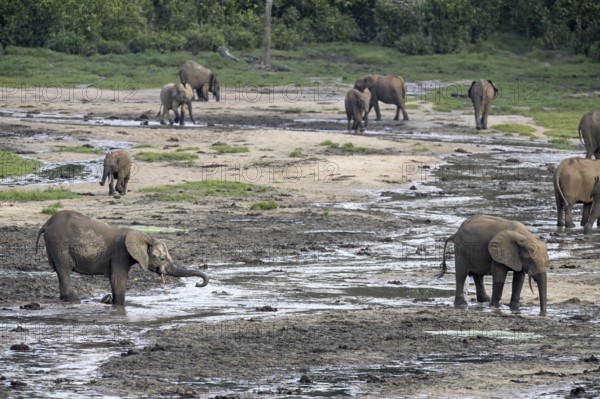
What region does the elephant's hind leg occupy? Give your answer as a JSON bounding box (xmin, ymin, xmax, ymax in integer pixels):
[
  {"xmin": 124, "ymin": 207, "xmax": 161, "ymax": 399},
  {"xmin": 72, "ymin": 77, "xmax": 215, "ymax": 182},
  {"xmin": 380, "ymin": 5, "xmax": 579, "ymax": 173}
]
[
  {"xmin": 472, "ymin": 274, "xmax": 490, "ymax": 303},
  {"xmin": 49, "ymin": 250, "xmax": 78, "ymax": 302},
  {"xmin": 454, "ymin": 266, "xmax": 469, "ymax": 308}
]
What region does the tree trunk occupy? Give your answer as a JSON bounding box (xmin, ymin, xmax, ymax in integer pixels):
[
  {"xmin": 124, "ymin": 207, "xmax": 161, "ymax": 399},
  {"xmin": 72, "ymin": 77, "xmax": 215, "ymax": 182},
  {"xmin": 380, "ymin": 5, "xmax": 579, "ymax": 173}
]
[{"xmin": 260, "ymin": 0, "xmax": 273, "ymax": 69}]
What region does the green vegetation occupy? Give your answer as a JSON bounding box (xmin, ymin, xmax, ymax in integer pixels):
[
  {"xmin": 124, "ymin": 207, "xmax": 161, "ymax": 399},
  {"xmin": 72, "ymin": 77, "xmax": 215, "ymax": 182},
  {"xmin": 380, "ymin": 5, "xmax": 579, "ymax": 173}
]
[
  {"xmin": 53, "ymin": 146, "xmax": 105, "ymax": 155},
  {"xmin": 141, "ymin": 180, "xmax": 269, "ymax": 202},
  {"xmin": 211, "ymin": 143, "xmax": 249, "ymax": 154},
  {"xmin": 492, "ymin": 124, "xmax": 537, "ymax": 140},
  {"xmin": 250, "ymin": 199, "xmax": 278, "ymax": 211},
  {"xmin": 412, "ymin": 143, "xmax": 429, "ymax": 153},
  {"xmin": 321, "ymin": 140, "xmax": 368, "ymax": 154},
  {"xmin": 41, "ymin": 202, "xmax": 63, "ymax": 215},
  {"xmin": 289, "ymin": 148, "xmax": 303, "ymax": 158},
  {"xmin": 0, "ymin": 149, "xmax": 42, "ymax": 178},
  {"xmin": 549, "ymin": 137, "xmax": 578, "ymax": 151},
  {"xmin": 134, "ymin": 151, "xmax": 198, "ymax": 162},
  {"xmin": 132, "ymin": 144, "xmax": 155, "ymax": 149},
  {"xmin": 320, "ymin": 140, "xmax": 339, "ymax": 149},
  {"xmin": 175, "ymin": 147, "xmax": 200, "ymax": 152},
  {"xmin": 0, "ymin": 187, "xmax": 79, "ymax": 201}
]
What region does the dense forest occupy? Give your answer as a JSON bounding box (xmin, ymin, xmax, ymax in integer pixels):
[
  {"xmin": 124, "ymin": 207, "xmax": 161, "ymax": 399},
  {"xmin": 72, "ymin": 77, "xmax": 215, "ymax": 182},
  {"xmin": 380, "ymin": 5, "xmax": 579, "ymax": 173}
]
[{"xmin": 0, "ymin": 0, "xmax": 599, "ymax": 60}]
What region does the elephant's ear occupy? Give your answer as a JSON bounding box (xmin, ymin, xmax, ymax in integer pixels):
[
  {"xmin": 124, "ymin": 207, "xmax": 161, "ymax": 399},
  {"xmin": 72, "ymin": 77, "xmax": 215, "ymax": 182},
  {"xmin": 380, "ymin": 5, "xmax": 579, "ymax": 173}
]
[
  {"xmin": 488, "ymin": 230, "xmax": 526, "ymax": 272},
  {"xmin": 125, "ymin": 230, "xmax": 152, "ymax": 271},
  {"xmin": 468, "ymin": 81, "xmax": 476, "ymax": 99},
  {"xmin": 487, "ymin": 80, "xmax": 499, "ymax": 97}
]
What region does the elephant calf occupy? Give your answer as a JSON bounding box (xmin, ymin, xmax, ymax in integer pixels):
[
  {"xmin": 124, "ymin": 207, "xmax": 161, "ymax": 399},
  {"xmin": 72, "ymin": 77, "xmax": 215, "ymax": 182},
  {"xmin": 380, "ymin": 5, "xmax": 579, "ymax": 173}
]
[
  {"xmin": 158, "ymin": 83, "xmax": 195, "ymax": 126},
  {"xmin": 578, "ymin": 110, "xmax": 600, "ymax": 159},
  {"xmin": 553, "ymin": 156, "xmax": 600, "ymax": 232},
  {"xmin": 36, "ymin": 210, "xmax": 209, "ymax": 306},
  {"xmin": 468, "ymin": 80, "xmax": 498, "ymax": 130},
  {"xmin": 439, "ymin": 214, "xmax": 548, "ymax": 314},
  {"xmin": 344, "ymin": 88, "xmax": 371, "ymax": 132},
  {"xmin": 100, "ymin": 149, "xmax": 131, "ymax": 196}
]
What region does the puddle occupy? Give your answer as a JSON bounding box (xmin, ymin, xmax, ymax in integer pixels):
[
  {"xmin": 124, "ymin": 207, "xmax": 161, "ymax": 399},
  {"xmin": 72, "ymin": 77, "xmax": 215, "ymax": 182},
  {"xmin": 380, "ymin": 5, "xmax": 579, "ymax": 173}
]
[{"xmin": 425, "ymin": 329, "xmax": 544, "ymax": 340}]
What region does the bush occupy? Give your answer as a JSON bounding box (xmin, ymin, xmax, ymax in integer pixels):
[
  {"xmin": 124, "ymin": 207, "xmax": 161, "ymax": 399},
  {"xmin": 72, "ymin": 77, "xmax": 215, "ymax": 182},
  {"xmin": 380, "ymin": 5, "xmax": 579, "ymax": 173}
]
[
  {"xmin": 46, "ymin": 31, "xmax": 96, "ymax": 55},
  {"xmin": 395, "ymin": 33, "xmax": 433, "ymax": 55},
  {"xmin": 184, "ymin": 26, "xmax": 225, "ymax": 52},
  {"xmin": 147, "ymin": 32, "xmax": 186, "ymax": 52},
  {"xmin": 225, "ymin": 29, "xmax": 259, "ymax": 50},
  {"xmin": 97, "ymin": 40, "xmax": 129, "ymax": 55},
  {"xmin": 272, "ymin": 23, "xmax": 302, "ymax": 50}
]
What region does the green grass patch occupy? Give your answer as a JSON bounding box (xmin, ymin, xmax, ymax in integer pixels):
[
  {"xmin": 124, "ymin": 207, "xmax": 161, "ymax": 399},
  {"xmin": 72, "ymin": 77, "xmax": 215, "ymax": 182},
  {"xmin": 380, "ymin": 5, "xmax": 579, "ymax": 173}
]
[
  {"xmin": 211, "ymin": 143, "xmax": 249, "ymax": 154},
  {"xmin": 141, "ymin": 180, "xmax": 269, "ymax": 202},
  {"xmin": 41, "ymin": 202, "xmax": 63, "ymax": 215},
  {"xmin": 175, "ymin": 147, "xmax": 200, "ymax": 152},
  {"xmin": 492, "ymin": 124, "xmax": 537, "ymax": 140},
  {"xmin": 53, "ymin": 146, "xmax": 105, "ymax": 155},
  {"xmin": 134, "ymin": 151, "xmax": 198, "ymax": 162},
  {"xmin": 0, "ymin": 149, "xmax": 42, "ymax": 178},
  {"xmin": 289, "ymin": 148, "xmax": 303, "ymax": 158},
  {"xmin": 320, "ymin": 140, "xmax": 339, "ymax": 148},
  {"xmin": 341, "ymin": 142, "xmax": 368, "ymax": 154},
  {"xmin": 0, "ymin": 187, "xmax": 79, "ymax": 201},
  {"xmin": 549, "ymin": 137, "xmax": 578, "ymax": 150},
  {"xmin": 250, "ymin": 199, "xmax": 278, "ymax": 211},
  {"xmin": 412, "ymin": 143, "xmax": 429, "ymax": 153},
  {"xmin": 132, "ymin": 144, "xmax": 155, "ymax": 149}
]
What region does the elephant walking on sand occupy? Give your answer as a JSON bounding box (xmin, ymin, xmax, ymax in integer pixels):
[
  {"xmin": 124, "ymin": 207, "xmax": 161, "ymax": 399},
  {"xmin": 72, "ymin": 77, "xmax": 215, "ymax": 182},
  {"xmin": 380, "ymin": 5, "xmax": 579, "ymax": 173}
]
[
  {"xmin": 36, "ymin": 210, "xmax": 209, "ymax": 306},
  {"xmin": 553, "ymin": 157, "xmax": 600, "ymax": 232},
  {"xmin": 468, "ymin": 80, "xmax": 498, "ymax": 129},
  {"xmin": 157, "ymin": 83, "xmax": 195, "ymax": 126},
  {"xmin": 439, "ymin": 214, "xmax": 548, "ymax": 314},
  {"xmin": 100, "ymin": 149, "xmax": 131, "ymax": 196},
  {"xmin": 354, "ymin": 74, "xmax": 409, "ymax": 121},
  {"xmin": 578, "ymin": 110, "xmax": 600, "ymax": 159},
  {"xmin": 178, "ymin": 60, "xmax": 221, "ymax": 102},
  {"xmin": 344, "ymin": 88, "xmax": 371, "ymax": 132}
]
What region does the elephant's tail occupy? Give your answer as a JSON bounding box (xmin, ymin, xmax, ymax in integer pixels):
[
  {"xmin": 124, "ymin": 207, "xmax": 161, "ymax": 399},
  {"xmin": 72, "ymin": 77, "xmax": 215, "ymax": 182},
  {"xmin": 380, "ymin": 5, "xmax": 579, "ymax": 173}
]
[
  {"xmin": 35, "ymin": 221, "xmax": 49, "ymax": 254},
  {"xmin": 156, "ymin": 104, "xmax": 162, "ymax": 118},
  {"xmin": 553, "ymin": 167, "xmax": 569, "ymax": 206},
  {"xmin": 578, "ymin": 120, "xmax": 584, "ymax": 146},
  {"xmin": 437, "ymin": 234, "xmax": 455, "ymax": 278}
]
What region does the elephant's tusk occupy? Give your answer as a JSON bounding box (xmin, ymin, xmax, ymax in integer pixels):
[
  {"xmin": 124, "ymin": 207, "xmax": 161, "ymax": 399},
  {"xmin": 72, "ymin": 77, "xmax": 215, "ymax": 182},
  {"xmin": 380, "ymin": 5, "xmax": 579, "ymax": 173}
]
[{"xmin": 161, "ymin": 273, "xmax": 166, "ymax": 285}]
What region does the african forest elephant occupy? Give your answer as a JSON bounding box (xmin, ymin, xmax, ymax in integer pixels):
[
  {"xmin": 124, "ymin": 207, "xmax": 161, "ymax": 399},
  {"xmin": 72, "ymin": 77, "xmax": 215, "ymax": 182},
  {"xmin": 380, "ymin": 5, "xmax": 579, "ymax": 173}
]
[
  {"xmin": 578, "ymin": 110, "xmax": 600, "ymax": 159},
  {"xmin": 586, "ymin": 176, "xmax": 600, "ymax": 234},
  {"xmin": 439, "ymin": 214, "xmax": 548, "ymax": 314},
  {"xmin": 554, "ymin": 157, "xmax": 600, "ymax": 232},
  {"xmin": 344, "ymin": 88, "xmax": 371, "ymax": 132},
  {"xmin": 158, "ymin": 83, "xmax": 195, "ymax": 126},
  {"xmin": 100, "ymin": 149, "xmax": 131, "ymax": 196},
  {"xmin": 354, "ymin": 74, "xmax": 409, "ymax": 121},
  {"xmin": 178, "ymin": 60, "xmax": 221, "ymax": 102},
  {"xmin": 36, "ymin": 210, "xmax": 209, "ymax": 306},
  {"xmin": 468, "ymin": 80, "xmax": 498, "ymax": 129}
]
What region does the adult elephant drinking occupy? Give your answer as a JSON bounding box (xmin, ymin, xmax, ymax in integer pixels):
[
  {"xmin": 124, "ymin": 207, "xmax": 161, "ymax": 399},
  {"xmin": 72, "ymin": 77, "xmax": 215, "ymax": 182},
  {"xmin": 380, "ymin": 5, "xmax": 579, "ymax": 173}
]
[
  {"xmin": 178, "ymin": 60, "xmax": 221, "ymax": 102},
  {"xmin": 439, "ymin": 214, "xmax": 548, "ymax": 315},
  {"xmin": 36, "ymin": 210, "xmax": 209, "ymax": 306},
  {"xmin": 353, "ymin": 74, "xmax": 409, "ymax": 121}
]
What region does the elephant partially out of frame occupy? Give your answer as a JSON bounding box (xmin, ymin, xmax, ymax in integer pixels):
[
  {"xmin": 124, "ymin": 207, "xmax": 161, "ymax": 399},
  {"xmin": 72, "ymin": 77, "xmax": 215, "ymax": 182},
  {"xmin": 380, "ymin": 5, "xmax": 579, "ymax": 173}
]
[
  {"xmin": 157, "ymin": 83, "xmax": 195, "ymax": 126},
  {"xmin": 178, "ymin": 60, "xmax": 221, "ymax": 102},
  {"xmin": 439, "ymin": 214, "xmax": 548, "ymax": 315},
  {"xmin": 468, "ymin": 79, "xmax": 498, "ymax": 130},
  {"xmin": 36, "ymin": 210, "xmax": 209, "ymax": 306},
  {"xmin": 578, "ymin": 110, "xmax": 600, "ymax": 159},
  {"xmin": 100, "ymin": 149, "xmax": 131, "ymax": 196},
  {"xmin": 353, "ymin": 74, "xmax": 409, "ymax": 121}
]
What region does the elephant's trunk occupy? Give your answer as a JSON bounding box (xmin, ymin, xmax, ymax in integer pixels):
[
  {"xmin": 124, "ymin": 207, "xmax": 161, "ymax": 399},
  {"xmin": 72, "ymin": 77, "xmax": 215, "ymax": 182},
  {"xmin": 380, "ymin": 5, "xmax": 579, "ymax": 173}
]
[
  {"xmin": 533, "ymin": 272, "xmax": 547, "ymax": 315},
  {"xmin": 166, "ymin": 264, "xmax": 209, "ymax": 287}
]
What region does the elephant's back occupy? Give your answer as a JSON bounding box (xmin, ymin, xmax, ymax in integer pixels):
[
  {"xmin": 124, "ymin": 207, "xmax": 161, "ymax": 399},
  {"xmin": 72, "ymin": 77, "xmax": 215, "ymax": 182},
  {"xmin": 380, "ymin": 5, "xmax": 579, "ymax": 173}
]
[{"xmin": 555, "ymin": 157, "xmax": 600, "ymax": 201}]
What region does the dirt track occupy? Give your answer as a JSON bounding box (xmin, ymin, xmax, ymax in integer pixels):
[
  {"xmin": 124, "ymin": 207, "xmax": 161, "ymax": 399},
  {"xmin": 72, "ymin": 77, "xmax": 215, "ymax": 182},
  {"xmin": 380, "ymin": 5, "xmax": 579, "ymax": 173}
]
[{"xmin": 1, "ymin": 87, "xmax": 599, "ymax": 398}]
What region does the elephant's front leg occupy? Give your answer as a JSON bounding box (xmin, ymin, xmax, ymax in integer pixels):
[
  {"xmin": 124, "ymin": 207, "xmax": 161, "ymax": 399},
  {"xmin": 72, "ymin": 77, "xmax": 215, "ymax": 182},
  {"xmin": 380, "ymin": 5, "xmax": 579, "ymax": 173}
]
[
  {"xmin": 109, "ymin": 265, "xmax": 130, "ymax": 306},
  {"xmin": 472, "ymin": 274, "xmax": 490, "ymax": 303},
  {"xmin": 372, "ymin": 99, "xmax": 382, "ymax": 121},
  {"xmin": 171, "ymin": 101, "xmax": 181, "ymax": 125},
  {"xmin": 107, "ymin": 174, "xmax": 115, "ymax": 195},
  {"xmin": 581, "ymin": 203, "xmax": 592, "ymax": 226},
  {"xmin": 490, "ymin": 263, "xmax": 508, "ymax": 308},
  {"xmin": 178, "ymin": 105, "xmax": 186, "ymax": 126},
  {"xmin": 509, "ymin": 271, "xmax": 525, "ymax": 311}
]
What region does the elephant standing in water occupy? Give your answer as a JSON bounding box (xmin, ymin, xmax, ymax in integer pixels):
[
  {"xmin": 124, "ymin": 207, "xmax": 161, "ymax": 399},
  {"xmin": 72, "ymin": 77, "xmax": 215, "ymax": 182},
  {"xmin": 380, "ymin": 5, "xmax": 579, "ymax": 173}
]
[
  {"xmin": 157, "ymin": 83, "xmax": 195, "ymax": 125},
  {"xmin": 439, "ymin": 214, "xmax": 548, "ymax": 314},
  {"xmin": 344, "ymin": 88, "xmax": 371, "ymax": 132},
  {"xmin": 36, "ymin": 210, "xmax": 209, "ymax": 306},
  {"xmin": 353, "ymin": 74, "xmax": 409, "ymax": 121},
  {"xmin": 178, "ymin": 60, "xmax": 221, "ymax": 102},
  {"xmin": 578, "ymin": 110, "xmax": 600, "ymax": 159},
  {"xmin": 468, "ymin": 79, "xmax": 498, "ymax": 129},
  {"xmin": 100, "ymin": 149, "xmax": 131, "ymax": 196},
  {"xmin": 554, "ymin": 156, "xmax": 600, "ymax": 232}
]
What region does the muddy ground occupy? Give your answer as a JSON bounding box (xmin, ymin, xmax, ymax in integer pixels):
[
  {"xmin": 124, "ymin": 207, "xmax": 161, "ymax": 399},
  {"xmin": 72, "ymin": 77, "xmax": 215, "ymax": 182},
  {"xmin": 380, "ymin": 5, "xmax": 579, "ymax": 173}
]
[{"xmin": 1, "ymin": 86, "xmax": 600, "ymax": 398}]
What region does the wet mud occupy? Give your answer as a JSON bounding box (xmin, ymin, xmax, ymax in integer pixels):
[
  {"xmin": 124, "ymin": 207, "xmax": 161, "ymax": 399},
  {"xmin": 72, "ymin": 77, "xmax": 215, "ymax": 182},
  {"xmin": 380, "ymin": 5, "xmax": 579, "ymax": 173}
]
[{"xmin": 1, "ymin": 90, "xmax": 599, "ymax": 398}]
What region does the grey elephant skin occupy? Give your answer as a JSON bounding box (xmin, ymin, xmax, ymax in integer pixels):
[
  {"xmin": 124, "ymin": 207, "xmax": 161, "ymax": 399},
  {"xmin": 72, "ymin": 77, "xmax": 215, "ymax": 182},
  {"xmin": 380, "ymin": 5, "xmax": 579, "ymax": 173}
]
[
  {"xmin": 553, "ymin": 156, "xmax": 600, "ymax": 232},
  {"xmin": 578, "ymin": 110, "xmax": 600, "ymax": 159},
  {"xmin": 439, "ymin": 214, "xmax": 548, "ymax": 314},
  {"xmin": 468, "ymin": 80, "xmax": 498, "ymax": 129},
  {"xmin": 586, "ymin": 176, "xmax": 600, "ymax": 234},
  {"xmin": 354, "ymin": 74, "xmax": 409, "ymax": 121},
  {"xmin": 35, "ymin": 210, "xmax": 209, "ymax": 306},
  {"xmin": 344, "ymin": 88, "xmax": 371, "ymax": 132},
  {"xmin": 178, "ymin": 60, "xmax": 221, "ymax": 102},
  {"xmin": 100, "ymin": 149, "xmax": 131, "ymax": 196},
  {"xmin": 158, "ymin": 83, "xmax": 195, "ymax": 126}
]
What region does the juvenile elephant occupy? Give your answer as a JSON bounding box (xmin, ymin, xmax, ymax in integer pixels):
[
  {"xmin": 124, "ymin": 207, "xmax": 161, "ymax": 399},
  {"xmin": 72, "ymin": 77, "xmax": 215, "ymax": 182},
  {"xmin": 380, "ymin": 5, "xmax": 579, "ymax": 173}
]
[
  {"xmin": 36, "ymin": 210, "xmax": 209, "ymax": 306},
  {"xmin": 158, "ymin": 83, "xmax": 195, "ymax": 126},
  {"xmin": 553, "ymin": 157, "xmax": 600, "ymax": 230},
  {"xmin": 344, "ymin": 88, "xmax": 371, "ymax": 132},
  {"xmin": 468, "ymin": 80, "xmax": 498, "ymax": 129},
  {"xmin": 578, "ymin": 110, "xmax": 600, "ymax": 159},
  {"xmin": 353, "ymin": 74, "xmax": 409, "ymax": 121},
  {"xmin": 439, "ymin": 214, "xmax": 548, "ymax": 314},
  {"xmin": 100, "ymin": 149, "xmax": 131, "ymax": 196},
  {"xmin": 178, "ymin": 60, "xmax": 221, "ymax": 102}
]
